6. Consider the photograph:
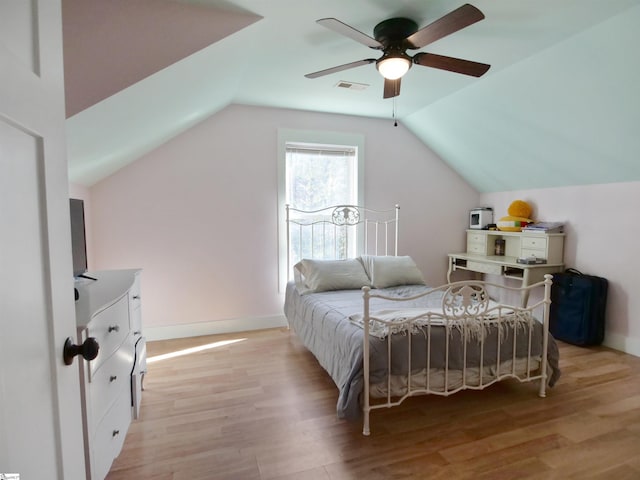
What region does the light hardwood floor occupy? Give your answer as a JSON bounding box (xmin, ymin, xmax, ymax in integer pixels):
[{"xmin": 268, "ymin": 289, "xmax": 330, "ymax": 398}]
[{"xmin": 107, "ymin": 328, "xmax": 640, "ymax": 480}]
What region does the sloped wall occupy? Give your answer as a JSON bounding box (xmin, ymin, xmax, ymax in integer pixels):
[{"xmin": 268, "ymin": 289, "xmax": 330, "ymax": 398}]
[{"xmin": 404, "ymin": 5, "xmax": 640, "ymax": 193}]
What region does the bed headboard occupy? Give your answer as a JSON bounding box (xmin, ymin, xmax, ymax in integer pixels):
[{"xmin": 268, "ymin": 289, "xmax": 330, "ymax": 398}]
[{"xmin": 285, "ymin": 204, "xmax": 399, "ymax": 280}]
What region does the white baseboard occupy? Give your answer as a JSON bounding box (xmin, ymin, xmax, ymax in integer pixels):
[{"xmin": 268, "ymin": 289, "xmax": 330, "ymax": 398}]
[
  {"xmin": 602, "ymin": 332, "xmax": 640, "ymax": 358},
  {"xmin": 144, "ymin": 314, "xmax": 288, "ymax": 342}
]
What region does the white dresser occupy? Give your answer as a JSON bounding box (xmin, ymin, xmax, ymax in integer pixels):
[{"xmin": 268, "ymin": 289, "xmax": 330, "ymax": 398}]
[{"xmin": 74, "ymin": 269, "xmax": 145, "ymax": 480}]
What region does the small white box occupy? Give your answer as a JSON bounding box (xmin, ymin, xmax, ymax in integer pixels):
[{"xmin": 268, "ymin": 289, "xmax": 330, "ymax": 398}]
[{"xmin": 469, "ymin": 208, "xmax": 493, "ymax": 229}]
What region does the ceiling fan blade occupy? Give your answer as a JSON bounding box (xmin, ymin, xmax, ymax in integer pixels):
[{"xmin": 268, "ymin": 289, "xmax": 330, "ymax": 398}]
[
  {"xmin": 305, "ymin": 59, "xmax": 376, "ymax": 79},
  {"xmin": 413, "ymin": 52, "xmax": 490, "ymax": 77},
  {"xmin": 317, "ymin": 18, "xmax": 383, "ymax": 49},
  {"xmin": 383, "ymin": 78, "xmax": 401, "ymax": 99},
  {"xmin": 406, "ymin": 4, "xmax": 485, "ymax": 49}
]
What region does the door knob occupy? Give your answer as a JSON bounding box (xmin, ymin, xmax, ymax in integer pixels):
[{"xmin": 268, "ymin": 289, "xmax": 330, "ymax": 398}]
[{"xmin": 63, "ymin": 337, "xmax": 99, "ymax": 365}]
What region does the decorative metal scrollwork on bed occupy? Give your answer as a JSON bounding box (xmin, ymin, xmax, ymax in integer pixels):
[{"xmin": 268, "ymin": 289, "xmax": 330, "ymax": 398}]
[
  {"xmin": 331, "ymin": 205, "xmax": 360, "ymax": 226},
  {"xmin": 442, "ymin": 282, "xmax": 490, "ymax": 319}
]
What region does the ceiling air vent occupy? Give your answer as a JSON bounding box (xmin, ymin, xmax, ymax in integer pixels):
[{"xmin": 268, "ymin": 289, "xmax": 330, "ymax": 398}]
[{"xmin": 335, "ymin": 81, "xmax": 368, "ymax": 91}]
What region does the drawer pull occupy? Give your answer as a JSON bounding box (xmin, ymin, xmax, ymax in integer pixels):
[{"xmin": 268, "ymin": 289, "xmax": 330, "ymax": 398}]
[
  {"xmin": 108, "ymin": 325, "xmax": 120, "ymax": 333},
  {"xmin": 109, "ymin": 375, "xmax": 117, "ymax": 382},
  {"xmin": 133, "ymin": 330, "xmax": 141, "ymax": 336},
  {"xmin": 133, "ymin": 295, "xmax": 141, "ymax": 300},
  {"xmin": 112, "ymin": 430, "xmax": 120, "ymax": 437}
]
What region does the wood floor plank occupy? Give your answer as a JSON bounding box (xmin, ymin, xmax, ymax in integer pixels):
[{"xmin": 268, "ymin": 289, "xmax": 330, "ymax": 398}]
[{"xmin": 106, "ymin": 329, "xmax": 640, "ymax": 479}]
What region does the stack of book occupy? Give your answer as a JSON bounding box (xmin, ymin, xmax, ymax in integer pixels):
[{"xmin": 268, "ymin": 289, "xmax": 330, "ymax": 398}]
[{"xmin": 522, "ymin": 221, "xmax": 564, "ymax": 233}]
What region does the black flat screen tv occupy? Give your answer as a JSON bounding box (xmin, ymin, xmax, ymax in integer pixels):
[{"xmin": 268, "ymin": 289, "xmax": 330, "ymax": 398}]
[{"xmin": 69, "ymin": 198, "xmax": 88, "ymax": 278}]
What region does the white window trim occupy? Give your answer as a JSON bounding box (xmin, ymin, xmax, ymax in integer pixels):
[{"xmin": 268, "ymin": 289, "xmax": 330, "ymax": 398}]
[{"xmin": 277, "ymin": 128, "xmax": 365, "ymax": 291}]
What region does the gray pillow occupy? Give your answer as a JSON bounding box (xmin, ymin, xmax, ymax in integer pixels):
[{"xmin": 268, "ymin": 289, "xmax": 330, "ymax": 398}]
[
  {"xmin": 359, "ymin": 255, "xmax": 425, "ymax": 289},
  {"xmin": 294, "ymin": 258, "xmax": 371, "ymax": 294}
]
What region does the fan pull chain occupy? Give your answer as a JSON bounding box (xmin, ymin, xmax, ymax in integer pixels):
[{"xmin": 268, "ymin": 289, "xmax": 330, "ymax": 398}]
[{"xmin": 393, "ymin": 97, "xmax": 398, "ymax": 127}]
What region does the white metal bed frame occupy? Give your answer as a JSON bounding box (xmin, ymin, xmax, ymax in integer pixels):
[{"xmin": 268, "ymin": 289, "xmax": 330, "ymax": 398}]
[
  {"xmin": 285, "ymin": 204, "xmax": 553, "ymax": 435},
  {"xmin": 361, "ymin": 276, "xmax": 552, "ymax": 435}
]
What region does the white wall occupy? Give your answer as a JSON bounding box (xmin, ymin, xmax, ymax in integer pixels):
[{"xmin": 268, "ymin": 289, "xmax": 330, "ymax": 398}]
[
  {"xmin": 89, "ymin": 104, "xmax": 478, "ymax": 340},
  {"xmin": 481, "ymin": 183, "xmax": 640, "ymax": 356}
]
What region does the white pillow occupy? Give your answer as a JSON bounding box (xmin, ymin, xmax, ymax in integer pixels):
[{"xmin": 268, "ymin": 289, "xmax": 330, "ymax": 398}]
[
  {"xmin": 359, "ymin": 255, "xmax": 425, "ymax": 289},
  {"xmin": 294, "ymin": 258, "xmax": 372, "ymax": 294}
]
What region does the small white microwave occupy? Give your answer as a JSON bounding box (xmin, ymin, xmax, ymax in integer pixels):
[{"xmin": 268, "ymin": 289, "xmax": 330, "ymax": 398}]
[{"xmin": 470, "ymin": 207, "xmax": 493, "ymax": 229}]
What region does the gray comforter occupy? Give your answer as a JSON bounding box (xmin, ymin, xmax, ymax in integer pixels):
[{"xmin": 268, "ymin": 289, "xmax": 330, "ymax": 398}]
[{"xmin": 283, "ymin": 282, "xmax": 561, "ymax": 420}]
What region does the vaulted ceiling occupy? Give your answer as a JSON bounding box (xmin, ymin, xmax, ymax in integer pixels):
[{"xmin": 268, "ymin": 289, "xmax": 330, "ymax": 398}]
[{"xmin": 63, "ymin": 0, "xmax": 640, "ymax": 192}]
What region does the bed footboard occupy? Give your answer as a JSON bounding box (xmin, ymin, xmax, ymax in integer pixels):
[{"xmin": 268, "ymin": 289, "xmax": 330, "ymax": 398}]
[{"xmin": 361, "ymin": 274, "xmax": 554, "ymax": 436}]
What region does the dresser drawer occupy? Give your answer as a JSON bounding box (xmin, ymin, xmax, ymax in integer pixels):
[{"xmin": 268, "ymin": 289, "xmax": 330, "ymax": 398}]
[
  {"xmin": 467, "ymin": 260, "xmax": 502, "ymax": 276},
  {"xmin": 87, "ymin": 294, "xmax": 130, "ymax": 375},
  {"xmin": 91, "ymin": 389, "xmax": 132, "ymax": 480},
  {"xmin": 467, "ymin": 232, "xmax": 487, "ymax": 245},
  {"xmin": 129, "ymin": 274, "xmax": 142, "ymax": 335},
  {"xmin": 521, "ymin": 236, "xmax": 548, "ymax": 250},
  {"xmin": 130, "ymin": 308, "xmax": 142, "ymax": 338},
  {"xmin": 89, "ymin": 341, "xmax": 134, "ymax": 424},
  {"xmin": 467, "ymin": 242, "xmax": 488, "ymax": 254},
  {"xmin": 466, "ymin": 232, "xmax": 488, "ymax": 255}
]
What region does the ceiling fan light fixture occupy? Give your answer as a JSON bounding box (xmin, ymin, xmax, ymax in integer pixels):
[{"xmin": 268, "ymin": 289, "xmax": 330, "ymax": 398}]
[{"xmin": 376, "ymin": 55, "xmax": 411, "ymax": 80}]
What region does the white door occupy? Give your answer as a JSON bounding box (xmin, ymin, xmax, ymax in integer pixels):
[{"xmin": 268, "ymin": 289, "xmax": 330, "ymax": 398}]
[{"xmin": 0, "ymin": 1, "xmax": 86, "ymax": 479}]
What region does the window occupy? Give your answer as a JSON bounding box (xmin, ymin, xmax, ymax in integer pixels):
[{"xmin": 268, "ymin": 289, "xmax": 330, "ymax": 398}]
[
  {"xmin": 285, "ymin": 143, "xmax": 357, "ymax": 211},
  {"xmin": 278, "ymin": 129, "xmax": 364, "ymax": 288},
  {"xmin": 286, "ymin": 143, "xmax": 358, "ymax": 266}
]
